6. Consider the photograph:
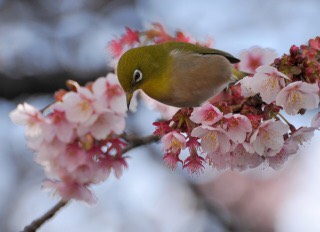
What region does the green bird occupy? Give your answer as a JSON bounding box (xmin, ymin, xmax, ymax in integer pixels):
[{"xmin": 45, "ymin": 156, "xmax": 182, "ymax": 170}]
[{"xmin": 116, "ymin": 41, "xmax": 241, "ymax": 108}]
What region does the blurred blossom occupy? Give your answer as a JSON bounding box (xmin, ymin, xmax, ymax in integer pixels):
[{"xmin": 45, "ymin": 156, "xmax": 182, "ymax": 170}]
[
  {"xmin": 10, "ymin": 74, "xmax": 127, "ymax": 203},
  {"xmin": 237, "ymin": 46, "xmax": 278, "ymax": 73}
]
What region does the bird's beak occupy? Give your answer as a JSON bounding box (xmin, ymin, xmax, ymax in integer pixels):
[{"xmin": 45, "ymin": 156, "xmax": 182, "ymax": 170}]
[{"xmin": 126, "ymin": 92, "xmax": 133, "ymax": 110}]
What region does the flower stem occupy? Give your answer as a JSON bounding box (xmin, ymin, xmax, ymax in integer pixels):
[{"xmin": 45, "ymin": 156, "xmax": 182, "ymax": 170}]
[{"xmin": 277, "ymin": 113, "xmax": 295, "ymax": 131}]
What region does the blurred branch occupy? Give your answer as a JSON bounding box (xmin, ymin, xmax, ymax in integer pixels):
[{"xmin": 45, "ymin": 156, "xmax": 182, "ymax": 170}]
[
  {"xmin": 189, "ymin": 182, "xmax": 246, "ymax": 232},
  {"xmin": 21, "ymin": 133, "xmax": 159, "ymax": 232},
  {"xmin": 22, "ymin": 200, "xmax": 68, "ymax": 232},
  {"xmin": 122, "ymin": 133, "xmax": 160, "ymax": 153},
  {"xmin": 0, "ymin": 70, "xmax": 106, "ymax": 100}
]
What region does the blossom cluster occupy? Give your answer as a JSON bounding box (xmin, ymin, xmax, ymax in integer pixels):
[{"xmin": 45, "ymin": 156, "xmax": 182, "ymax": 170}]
[
  {"xmin": 153, "ymin": 36, "xmax": 320, "ymax": 173},
  {"xmin": 109, "ymin": 22, "xmax": 211, "ymax": 59},
  {"xmin": 10, "ymin": 23, "xmax": 320, "ymax": 204},
  {"xmin": 10, "ymin": 74, "xmax": 127, "ymax": 203}
]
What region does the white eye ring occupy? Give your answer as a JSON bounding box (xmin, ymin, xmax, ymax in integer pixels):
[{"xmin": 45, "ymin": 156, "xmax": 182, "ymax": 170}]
[{"xmin": 133, "ymin": 69, "xmax": 143, "ymax": 83}]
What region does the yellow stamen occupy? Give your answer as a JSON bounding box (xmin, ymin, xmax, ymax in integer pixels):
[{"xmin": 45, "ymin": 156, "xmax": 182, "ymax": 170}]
[
  {"xmin": 171, "ymin": 138, "xmax": 183, "ymax": 151},
  {"xmin": 287, "ymin": 90, "xmax": 303, "ymax": 108}
]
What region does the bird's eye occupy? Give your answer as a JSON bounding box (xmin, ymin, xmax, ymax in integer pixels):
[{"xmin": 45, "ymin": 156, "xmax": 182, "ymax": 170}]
[{"xmin": 133, "ymin": 69, "xmax": 143, "ymax": 83}]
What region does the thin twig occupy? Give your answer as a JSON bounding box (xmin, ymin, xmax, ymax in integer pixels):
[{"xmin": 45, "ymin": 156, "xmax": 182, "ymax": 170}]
[
  {"xmin": 22, "ymin": 133, "xmax": 159, "ymax": 232},
  {"xmin": 122, "ymin": 134, "xmax": 160, "ymax": 154},
  {"xmin": 22, "ymin": 200, "xmax": 68, "ymax": 232},
  {"xmin": 277, "ymin": 112, "xmax": 295, "ymax": 132}
]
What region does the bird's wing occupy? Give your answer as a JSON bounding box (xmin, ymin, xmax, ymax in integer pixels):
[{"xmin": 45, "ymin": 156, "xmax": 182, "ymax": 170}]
[
  {"xmin": 194, "ymin": 48, "xmax": 240, "ymax": 64},
  {"xmin": 168, "ymin": 50, "xmax": 233, "ymax": 107},
  {"xmin": 164, "ymin": 41, "xmax": 240, "ymax": 64}
]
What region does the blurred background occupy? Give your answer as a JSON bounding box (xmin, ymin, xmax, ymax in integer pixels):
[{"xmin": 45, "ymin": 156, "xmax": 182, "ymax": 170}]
[{"xmin": 1, "ymin": 0, "xmax": 320, "ymax": 231}]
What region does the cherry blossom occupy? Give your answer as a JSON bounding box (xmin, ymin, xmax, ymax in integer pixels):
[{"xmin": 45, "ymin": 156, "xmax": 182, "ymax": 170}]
[
  {"xmin": 43, "ymin": 180, "xmax": 96, "ymax": 204},
  {"xmin": 92, "ymin": 74, "xmax": 127, "ymax": 114},
  {"xmin": 10, "ymin": 24, "xmax": 320, "ymax": 206},
  {"xmin": 290, "ymin": 126, "xmax": 317, "ymax": 146},
  {"xmin": 62, "ymin": 87, "xmax": 95, "ymax": 123},
  {"xmin": 309, "ymin": 36, "xmax": 320, "ymax": 50},
  {"xmin": 77, "ymin": 111, "xmax": 125, "ymax": 140},
  {"xmin": 311, "ymin": 112, "xmax": 320, "ymax": 128},
  {"xmin": 183, "ymin": 153, "xmax": 205, "ymax": 174},
  {"xmin": 161, "ymin": 131, "xmax": 186, "ymax": 153},
  {"xmin": 108, "ymin": 39, "xmax": 123, "ymax": 58},
  {"xmin": 250, "ymin": 66, "xmax": 289, "ymax": 104},
  {"xmin": 10, "ymin": 103, "xmax": 44, "ymax": 138},
  {"xmin": 10, "ymin": 74, "xmax": 128, "ymax": 203},
  {"xmin": 276, "ymin": 81, "xmax": 319, "ymax": 115},
  {"xmin": 229, "ymin": 143, "xmax": 262, "ymax": 170},
  {"xmin": 42, "ymin": 106, "xmax": 74, "ymax": 143},
  {"xmin": 192, "ymin": 125, "xmax": 231, "ymax": 155},
  {"xmin": 223, "ymin": 113, "xmax": 252, "ymax": 143},
  {"xmin": 238, "ymin": 75, "xmax": 258, "ymax": 97},
  {"xmin": 190, "ymin": 103, "xmax": 223, "ymax": 125},
  {"xmin": 120, "ymin": 27, "xmax": 140, "ymax": 46},
  {"xmin": 237, "ymin": 46, "xmax": 278, "ymax": 73},
  {"xmin": 250, "ymin": 120, "xmax": 289, "ymax": 157},
  {"xmin": 163, "ymin": 152, "xmax": 182, "ymax": 170}
]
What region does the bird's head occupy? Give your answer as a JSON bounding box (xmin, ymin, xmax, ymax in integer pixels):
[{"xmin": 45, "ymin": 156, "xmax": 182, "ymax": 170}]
[{"xmin": 116, "ymin": 45, "xmax": 164, "ymax": 109}]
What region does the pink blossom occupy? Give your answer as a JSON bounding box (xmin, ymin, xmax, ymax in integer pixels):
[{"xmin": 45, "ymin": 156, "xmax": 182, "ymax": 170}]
[
  {"xmin": 276, "ymin": 81, "xmax": 320, "ymax": 115},
  {"xmin": 191, "ymin": 126, "xmax": 231, "ymax": 154},
  {"xmin": 62, "ymin": 87, "xmax": 95, "ymax": 123},
  {"xmin": 9, "ymin": 103, "xmax": 44, "ymax": 137},
  {"xmin": 223, "ymin": 113, "xmax": 252, "ymax": 143},
  {"xmin": 10, "ymin": 73, "xmax": 131, "ymax": 203},
  {"xmin": 267, "ymin": 152, "xmax": 290, "ymax": 170},
  {"xmin": 267, "ymin": 137, "xmax": 300, "ymax": 169},
  {"xmin": 190, "ymin": 103, "xmax": 223, "ymax": 126},
  {"xmin": 163, "ymin": 152, "xmax": 182, "ymax": 170},
  {"xmin": 237, "ymin": 47, "xmax": 278, "ymax": 73},
  {"xmin": 311, "ymin": 112, "xmax": 320, "ymax": 128},
  {"xmin": 290, "ymin": 126, "xmax": 316, "ymax": 146},
  {"xmin": 153, "ymin": 121, "xmax": 172, "ymax": 136},
  {"xmin": 229, "ymin": 143, "xmax": 263, "ymax": 170},
  {"xmin": 55, "ymin": 143, "xmax": 88, "ymax": 172},
  {"xmin": 183, "ymin": 154, "xmax": 205, "ymax": 174},
  {"xmin": 250, "ymin": 66, "xmax": 289, "ymax": 104},
  {"xmin": 250, "ymin": 120, "xmax": 289, "ymax": 157},
  {"xmin": 92, "ymin": 74, "xmax": 127, "ymax": 114},
  {"xmin": 109, "ymin": 39, "xmax": 123, "ymax": 57},
  {"xmin": 238, "ymin": 76, "xmax": 258, "ymax": 97},
  {"xmin": 175, "ymin": 31, "xmax": 191, "ymax": 43},
  {"xmin": 309, "ymin": 36, "xmax": 320, "ymax": 50},
  {"xmin": 206, "ymin": 152, "xmax": 229, "ymax": 170},
  {"xmin": 109, "ymin": 156, "xmax": 128, "ymax": 179},
  {"xmin": 34, "ymin": 138, "xmax": 67, "ymax": 166},
  {"xmin": 120, "ymin": 27, "xmax": 140, "ymax": 45},
  {"xmin": 42, "ymin": 106, "xmax": 74, "ymax": 143},
  {"xmin": 161, "ymin": 131, "xmax": 186, "ymax": 153},
  {"xmin": 43, "ymin": 180, "xmax": 96, "ymax": 204},
  {"xmin": 77, "ymin": 111, "xmax": 125, "ymax": 139}
]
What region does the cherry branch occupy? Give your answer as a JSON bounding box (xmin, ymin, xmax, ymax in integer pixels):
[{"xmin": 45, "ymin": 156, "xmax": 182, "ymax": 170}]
[
  {"xmin": 22, "ymin": 200, "xmax": 68, "ymax": 232},
  {"xmin": 21, "ymin": 133, "xmax": 159, "ymax": 232},
  {"xmin": 122, "ymin": 134, "xmax": 160, "ymax": 153}
]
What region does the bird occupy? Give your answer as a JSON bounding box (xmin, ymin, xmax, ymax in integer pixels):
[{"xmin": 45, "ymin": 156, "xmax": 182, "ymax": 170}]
[{"xmin": 116, "ymin": 41, "xmax": 241, "ymax": 109}]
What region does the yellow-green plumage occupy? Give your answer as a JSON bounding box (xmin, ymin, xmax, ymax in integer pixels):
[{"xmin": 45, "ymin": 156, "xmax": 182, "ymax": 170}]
[{"xmin": 117, "ymin": 42, "xmax": 240, "ymax": 108}]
